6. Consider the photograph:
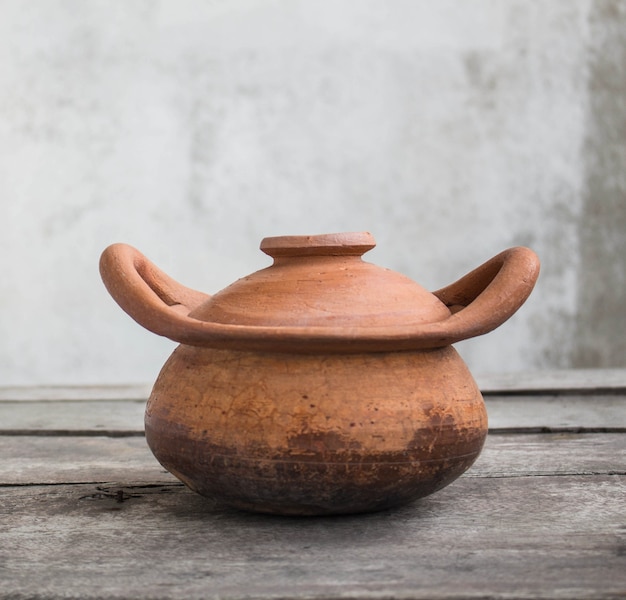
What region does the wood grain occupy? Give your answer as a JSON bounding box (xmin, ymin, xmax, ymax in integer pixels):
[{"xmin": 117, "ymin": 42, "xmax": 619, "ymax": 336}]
[
  {"xmin": 1, "ymin": 474, "xmax": 624, "ymax": 600},
  {"xmin": 0, "ymin": 433, "xmax": 623, "ymax": 485},
  {"xmin": 1, "ymin": 376, "xmax": 625, "ymax": 599},
  {"xmin": 475, "ymin": 368, "xmax": 626, "ymax": 393},
  {"xmin": 1, "ymin": 394, "xmax": 624, "ymax": 434},
  {"xmin": 1, "ymin": 369, "xmax": 624, "ymax": 401}
]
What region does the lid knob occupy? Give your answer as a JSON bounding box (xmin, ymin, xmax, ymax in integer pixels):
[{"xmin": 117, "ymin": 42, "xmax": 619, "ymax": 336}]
[{"xmin": 260, "ymin": 232, "xmax": 376, "ymax": 258}]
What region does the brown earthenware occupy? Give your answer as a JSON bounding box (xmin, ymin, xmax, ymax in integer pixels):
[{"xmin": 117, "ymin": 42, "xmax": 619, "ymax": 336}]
[{"xmin": 100, "ymin": 232, "xmax": 540, "ymax": 515}]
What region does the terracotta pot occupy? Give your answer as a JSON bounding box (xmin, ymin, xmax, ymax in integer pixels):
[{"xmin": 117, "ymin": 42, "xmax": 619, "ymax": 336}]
[{"xmin": 100, "ymin": 232, "xmax": 540, "ymax": 515}]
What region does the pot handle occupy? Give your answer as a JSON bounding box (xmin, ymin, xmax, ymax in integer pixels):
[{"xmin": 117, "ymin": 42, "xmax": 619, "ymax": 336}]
[
  {"xmin": 429, "ymin": 246, "xmax": 540, "ymax": 344},
  {"xmin": 100, "ymin": 243, "xmax": 211, "ymax": 341}
]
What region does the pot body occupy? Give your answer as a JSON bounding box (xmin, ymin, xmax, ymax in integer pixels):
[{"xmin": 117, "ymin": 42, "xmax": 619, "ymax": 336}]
[{"xmin": 145, "ymin": 345, "xmax": 487, "ymax": 515}]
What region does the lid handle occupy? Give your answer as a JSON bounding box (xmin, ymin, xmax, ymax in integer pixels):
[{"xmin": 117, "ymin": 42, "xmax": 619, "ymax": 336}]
[{"xmin": 260, "ymin": 232, "xmax": 376, "ymax": 258}]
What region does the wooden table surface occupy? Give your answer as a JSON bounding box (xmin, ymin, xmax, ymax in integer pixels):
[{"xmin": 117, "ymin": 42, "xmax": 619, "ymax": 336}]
[{"xmin": 1, "ymin": 370, "xmax": 625, "ymax": 600}]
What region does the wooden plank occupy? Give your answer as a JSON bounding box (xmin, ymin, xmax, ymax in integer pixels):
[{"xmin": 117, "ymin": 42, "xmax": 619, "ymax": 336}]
[
  {"xmin": 0, "ymin": 384, "xmax": 151, "ymax": 402},
  {"xmin": 1, "ymin": 473, "xmax": 624, "ymax": 599},
  {"xmin": 1, "ymin": 369, "xmax": 624, "ymax": 402},
  {"xmin": 0, "ymin": 436, "xmax": 176, "ymax": 485},
  {"xmin": 485, "ymin": 394, "xmax": 626, "ymax": 431},
  {"xmin": 0, "ymin": 433, "xmax": 623, "ymax": 485},
  {"xmin": 476, "ymin": 368, "xmax": 626, "ymax": 393},
  {"xmin": 0, "ymin": 399, "xmax": 145, "ymax": 434},
  {"xmin": 1, "ymin": 394, "xmax": 624, "ymax": 434},
  {"xmin": 470, "ymin": 432, "xmax": 626, "ymax": 477}
]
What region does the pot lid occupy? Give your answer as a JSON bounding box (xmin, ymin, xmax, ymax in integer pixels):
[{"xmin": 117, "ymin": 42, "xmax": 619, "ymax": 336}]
[
  {"xmin": 188, "ymin": 232, "xmax": 452, "ymax": 331},
  {"xmin": 100, "ymin": 233, "xmax": 540, "ymax": 353}
]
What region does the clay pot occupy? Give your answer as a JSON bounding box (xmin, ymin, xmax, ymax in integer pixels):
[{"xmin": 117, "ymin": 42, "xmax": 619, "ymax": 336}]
[{"xmin": 100, "ymin": 232, "xmax": 539, "ymax": 515}]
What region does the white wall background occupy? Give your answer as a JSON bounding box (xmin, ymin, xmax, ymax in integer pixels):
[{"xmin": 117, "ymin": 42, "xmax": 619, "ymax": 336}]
[{"xmin": 1, "ymin": 0, "xmax": 624, "ymax": 385}]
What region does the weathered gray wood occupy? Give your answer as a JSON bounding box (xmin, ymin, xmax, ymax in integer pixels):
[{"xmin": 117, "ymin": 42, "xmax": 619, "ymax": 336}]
[
  {"xmin": 1, "ymin": 394, "xmax": 624, "ymax": 434},
  {"xmin": 1, "ymin": 369, "xmax": 624, "ymax": 402},
  {"xmin": 0, "ymin": 399, "xmax": 146, "ymax": 433},
  {"xmin": 0, "ymin": 384, "xmax": 152, "ymax": 402},
  {"xmin": 1, "ymin": 377, "xmax": 624, "ymax": 599},
  {"xmin": 0, "ymin": 436, "xmax": 176, "ymax": 485},
  {"xmin": 0, "ymin": 434, "xmax": 623, "ymax": 485},
  {"xmin": 475, "ymin": 368, "xmax": 626, "ymax": 393},
  {"xmin": 485, "ymin": 394, "xmax": 626, "ymax": 431},
  {"xmin": 469, "ymin": 432, "xmax": 626, "ymax": 477},
  {"xmin": 1, "ymin": 474, "xmax": 624, "ymax": 600}
]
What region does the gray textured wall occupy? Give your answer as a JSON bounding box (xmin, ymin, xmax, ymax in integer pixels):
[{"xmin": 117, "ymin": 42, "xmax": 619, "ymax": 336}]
[{"xmin": 1, "ymin": 1, "xmax": 624, "ymax": 385}]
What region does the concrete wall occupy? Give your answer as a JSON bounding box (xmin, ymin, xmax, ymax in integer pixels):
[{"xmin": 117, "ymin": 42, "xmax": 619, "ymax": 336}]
[{"xmin": 1, "ymin": 0, "xmax": 624, "ymax": 385}]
